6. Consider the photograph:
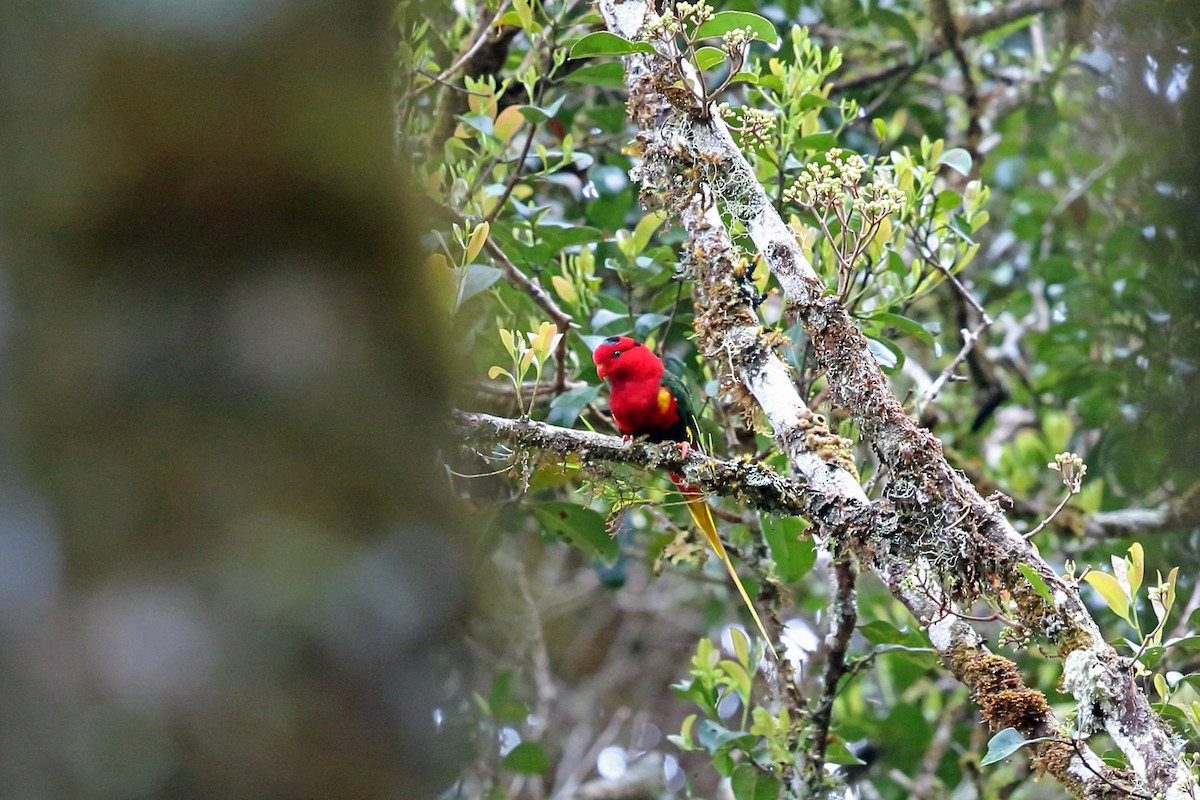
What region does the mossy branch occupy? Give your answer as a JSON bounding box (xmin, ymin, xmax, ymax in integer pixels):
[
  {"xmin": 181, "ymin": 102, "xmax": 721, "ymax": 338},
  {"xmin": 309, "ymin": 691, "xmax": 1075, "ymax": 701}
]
[
  {"xmin": 454, "ymin": 410, "xmax": 819, "ymax": 517},
  {"xmin": 597, "ymin": 1, "xmax": 1197, "ymax": 797}
]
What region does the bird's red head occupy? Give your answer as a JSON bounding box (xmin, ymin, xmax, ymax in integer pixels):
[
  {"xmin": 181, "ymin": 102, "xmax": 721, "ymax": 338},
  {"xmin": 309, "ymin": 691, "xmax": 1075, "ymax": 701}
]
[{"xmin": 593, "ymin": 335, "xmax": 659, "ymax": 382}]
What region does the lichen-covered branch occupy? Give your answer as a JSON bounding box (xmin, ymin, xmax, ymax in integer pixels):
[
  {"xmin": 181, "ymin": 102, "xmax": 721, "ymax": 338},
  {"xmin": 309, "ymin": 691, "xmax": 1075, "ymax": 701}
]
[
  {"xmin": 455, "ymin": 412, "xmax": 1126, "ymax": 798},
  {"xmin": 454, "ymin": 410, "xmax": 814, "ymax": 516},
  {"xmin": 596, "ymin": 1, "xmax": 1196, "ymax": 797}
]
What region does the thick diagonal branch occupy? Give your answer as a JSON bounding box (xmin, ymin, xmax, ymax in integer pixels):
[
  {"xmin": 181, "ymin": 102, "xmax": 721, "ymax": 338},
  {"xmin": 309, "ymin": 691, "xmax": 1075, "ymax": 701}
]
[{"xmin": 596, "ymin": 2, "xmax": 1194, "ymax": 797}]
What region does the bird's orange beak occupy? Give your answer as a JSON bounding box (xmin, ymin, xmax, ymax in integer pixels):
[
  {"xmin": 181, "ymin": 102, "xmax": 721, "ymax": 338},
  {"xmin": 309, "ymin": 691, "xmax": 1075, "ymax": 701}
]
[{"xmin": 596, "ymin": 362, "xmax": 608, "ymax": 380}]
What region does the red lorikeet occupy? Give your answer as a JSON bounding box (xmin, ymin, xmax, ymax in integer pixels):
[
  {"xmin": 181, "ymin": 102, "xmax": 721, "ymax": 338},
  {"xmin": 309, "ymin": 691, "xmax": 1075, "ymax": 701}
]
[{"xmin": 593, "ymin": 336, "xmax": 777, "ymax": 658}]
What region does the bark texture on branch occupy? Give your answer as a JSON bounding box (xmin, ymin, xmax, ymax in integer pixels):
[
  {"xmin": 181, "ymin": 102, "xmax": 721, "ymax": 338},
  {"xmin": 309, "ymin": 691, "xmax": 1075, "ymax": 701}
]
[
  {"xmin": 595, "ymin": 1, "xmax": 1196, "ymax": 797},
  {"xmin": 455, "ymin": 411, "xmax": 816, "ymax": 517}
]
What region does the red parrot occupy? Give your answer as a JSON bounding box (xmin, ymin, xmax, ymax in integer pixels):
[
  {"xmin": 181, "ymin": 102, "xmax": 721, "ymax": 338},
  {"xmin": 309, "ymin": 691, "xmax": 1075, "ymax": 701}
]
[{"xmin": 593, "ymin": 336, "xmax": 777, "ymax": 659}]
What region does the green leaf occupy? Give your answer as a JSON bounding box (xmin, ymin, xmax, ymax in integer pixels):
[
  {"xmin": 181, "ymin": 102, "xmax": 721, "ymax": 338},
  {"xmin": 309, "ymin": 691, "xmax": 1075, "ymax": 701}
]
[
  {"xmin": 823, "ymin": 738, "xmax": 866, "ymax": 766},
  {"xmin": 859, "ymin": 620, "xmax": 926, "ymax": 648},
  {"xmin": 634, "ymin": 312, "xmax": 671, "ymax": 336},
  {"xmin": 937, "ymin": 147, "xmax": 973, "ymax": 176},
  {"xmin": 503, "ymin": 742, "xmax": 550, "ymax": 775},
  {"xmin": 760, "ymin": 515, "xmax": 814, "ymax": 583},
  {"xmin": 696, "ymin": 11, "xmax": 780, "ymax": 47},
  {"xmin": 1084, "ymin": 571, "xmax": 1133, "ymax": 626},
  {"xmin": 564, "ymin": 61, "xmax": 626, "ymax": 87},
  {"xmin": 1017, "ymin": 563, "xmax": 1054, "ymax": 606},
  {"xmin": 518, "ymin": 95, "xmax": 566, "ymax": 123},
  {"xmin": 458, "ymin": 112, "xmax": 494, "ymax": 137},
  {"xmin": 512, "ymin": 0, "xmax": 533, "ymax": 31},
  {"xmin": 980, "ymin": 727, "xmax": 1028, "ymax": 766},
  {"xmin": 547, "ymin": 384, "xmax": 601, "ymax": 427},
  {"xmin": 729, "ymin": 626, "xmax": 750, "ymax": 666},
  {"xmin": 694, "ymin": 46, "xmax": 727, "ymax": 71},
  {"xmin": 866, "ymin": 311, "xmax": 935, "ymax": 348},
  {"xmin": 873, "ymin": 118, "xmax": 889, "ymax": 141},
  {"xmin": 488, "ymin": 671, "xmax": 529, "ymax": 723},
  {"xmin": 934, "ymin": 189, "xmax": 963, "ymax": 214},
  {"xmin": 868, "ymin": 7, "xmax": 919, "ymax": 52},
  {"xmin": 629, "ymin": 211, "xmax": 666, "ymax": 255},
  {"xmin": 720, "ymin": 659, "xmax": 752, "ymax": 702},
  {"xmin": 535, "ymin": 502, "xmax": 619, "ymax": 564},
  {"xmin": 797, "ymin": 132, "xmax": 837, "ymax": 152},
  {"xmin": 456, "ymin": 264, "xmax": 503, "ymax": 307},
  {"xmin": 728, "ymin": 71, "xmax": 759, "ymax": 85},
  {"xmin": 668, "ymin": 713, "xmax": 699, "ymax": 751},
  {"xmin": 697, "ymin": 720, "xmax": 755, "ymax": 754},
  {"xmin": 731, "ymin": 763, "xmax": 778, "ymax": 800},
  {"xmin": 1127, "ymin": 542, "xmax": 1144, "ymax": 598},
  {"xmin": 570, "ymin": 31, "xmax": 654, "ymax": 59}
]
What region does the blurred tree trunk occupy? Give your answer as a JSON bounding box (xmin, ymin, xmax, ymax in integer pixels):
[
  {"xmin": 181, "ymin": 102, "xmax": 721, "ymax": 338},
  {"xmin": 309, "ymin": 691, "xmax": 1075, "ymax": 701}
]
[{"xmin": 0, "ymin": 2, "xmax": 467, "ymax": 797}]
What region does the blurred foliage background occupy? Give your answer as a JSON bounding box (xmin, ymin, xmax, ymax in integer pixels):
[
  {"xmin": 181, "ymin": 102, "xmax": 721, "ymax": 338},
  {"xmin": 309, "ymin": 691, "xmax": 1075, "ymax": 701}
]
[
  {"xmin": 0, "ymin": 0, "xmax": 1196, "ymax": 798},
  {"xmin": 0, "ymin": 1, "xmax": 469, "ymax": 797}
]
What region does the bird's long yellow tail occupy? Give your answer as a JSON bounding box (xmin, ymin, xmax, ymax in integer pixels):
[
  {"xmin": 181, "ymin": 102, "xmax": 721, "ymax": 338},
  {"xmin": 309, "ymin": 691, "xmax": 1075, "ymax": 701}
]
[{"xmin": 682, "ymin": 495, "xmax": 779, "ymax": 660}]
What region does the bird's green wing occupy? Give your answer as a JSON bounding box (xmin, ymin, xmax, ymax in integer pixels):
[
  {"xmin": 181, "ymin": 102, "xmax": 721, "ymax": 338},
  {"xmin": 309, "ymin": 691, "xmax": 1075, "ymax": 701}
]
[{"xmin": 660, "ymin": 368, "xmax": 703, "ymax": 446}]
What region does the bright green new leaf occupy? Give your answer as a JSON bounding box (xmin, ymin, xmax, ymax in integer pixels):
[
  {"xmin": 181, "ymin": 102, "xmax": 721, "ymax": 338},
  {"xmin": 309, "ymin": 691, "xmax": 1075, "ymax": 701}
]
[
  {"xmin": 1084, "ymin": 571, "xmax": 1132, "ymax": 626},
  {"xmin": 719, "ymin": 659, "xmax": 752, "ymax": 702},
  {"xmin": 512, "ymin": 0, "xmax": 533, "ymax": 32},
  {"xmin": 729, "ymin": 626, "xmax": 750, "ymax": 667},
  {"xmin": 630, "ymin": 211, "xmax": 667, "ymax": 255},
  {"xmin": 1127, "ymin": 542, "xmax": 1145, "ymax": 597},
  {"xmin": 824, "ymin": 738, "xmax": 866, "ymax": 766},
  {"xmin": 1017, "ymin": 563, "xmax": 1055, "ymax": 606},
  {"xmin": 465, "ymin": 221, "xmax": 489, "ymax": 262}
]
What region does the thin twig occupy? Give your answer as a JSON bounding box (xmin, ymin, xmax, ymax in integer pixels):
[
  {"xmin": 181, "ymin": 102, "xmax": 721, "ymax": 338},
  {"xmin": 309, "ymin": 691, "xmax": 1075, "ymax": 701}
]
[
  {"xmin": 912, "ymin": 318, "xmax": 991, "ymax": 417},
  {"xmin": 1039, "ymin": 150, "xmax": 1123, "ymax": 261},
  {"xmin": 806, "ymin": 557, "xmax": 858, "ymax": 784},
  {"xmin": 480, "ymin": 237, "xmax": 578, "ymax": 391},
  {"xmin": 832, "ymin": 0, "xmax": 1064, "ymax": 93},
  {"xmin": 1023, "ymin": 490, "xmax": 1075, "ymax": 539},
  {"xmin": 413, "ymin": 0, "xmax": 514, "ymax": 97}
]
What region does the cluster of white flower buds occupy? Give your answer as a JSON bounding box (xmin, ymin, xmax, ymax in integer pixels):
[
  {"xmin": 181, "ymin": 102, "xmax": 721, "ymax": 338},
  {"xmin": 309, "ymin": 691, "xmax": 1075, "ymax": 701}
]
[
  {"xmin": 1048, "ymin": 451, "xmax": 1087, "ymax": 493},
  {"xmin": 643, "ymin": 11, "xmax": 681, "ymax": 37},
  {"xmin": 644, "ymin": 1, "xmax": 714, "ymax": 39},
  {"xmin": 738, "ymin": 107, "xmax": 776, "ymax": 147},
  {"xmin": 785, "ymin": 148, "xmax": 865, "ymax": 208},
  {"xmin": 721, "ymin": 25, "xmax": 758, "ymax": 55},
  {"xmin": 783, "ymin": 148, "xmax": 903, "ymax": 221},
  {"xmin": 674, "ymin": 1, "xmax": 714, "ymax": 24},
  {"xmin": 855, "ymin": 178, "xmax": 905, "ymax": 220}
]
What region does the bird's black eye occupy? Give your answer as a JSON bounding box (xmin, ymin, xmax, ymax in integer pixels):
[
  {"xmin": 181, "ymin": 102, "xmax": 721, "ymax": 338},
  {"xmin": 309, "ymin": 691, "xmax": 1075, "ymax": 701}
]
[{"xmin": 610, "ymin": 350, "xmax": 621, "ymax": 358}]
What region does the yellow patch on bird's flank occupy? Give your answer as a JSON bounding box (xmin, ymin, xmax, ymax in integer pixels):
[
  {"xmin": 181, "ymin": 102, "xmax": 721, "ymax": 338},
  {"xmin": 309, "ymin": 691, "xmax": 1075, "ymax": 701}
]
[{"xmin": 657, "ymin": 387, "xmax": 673, "ymax": 414}]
